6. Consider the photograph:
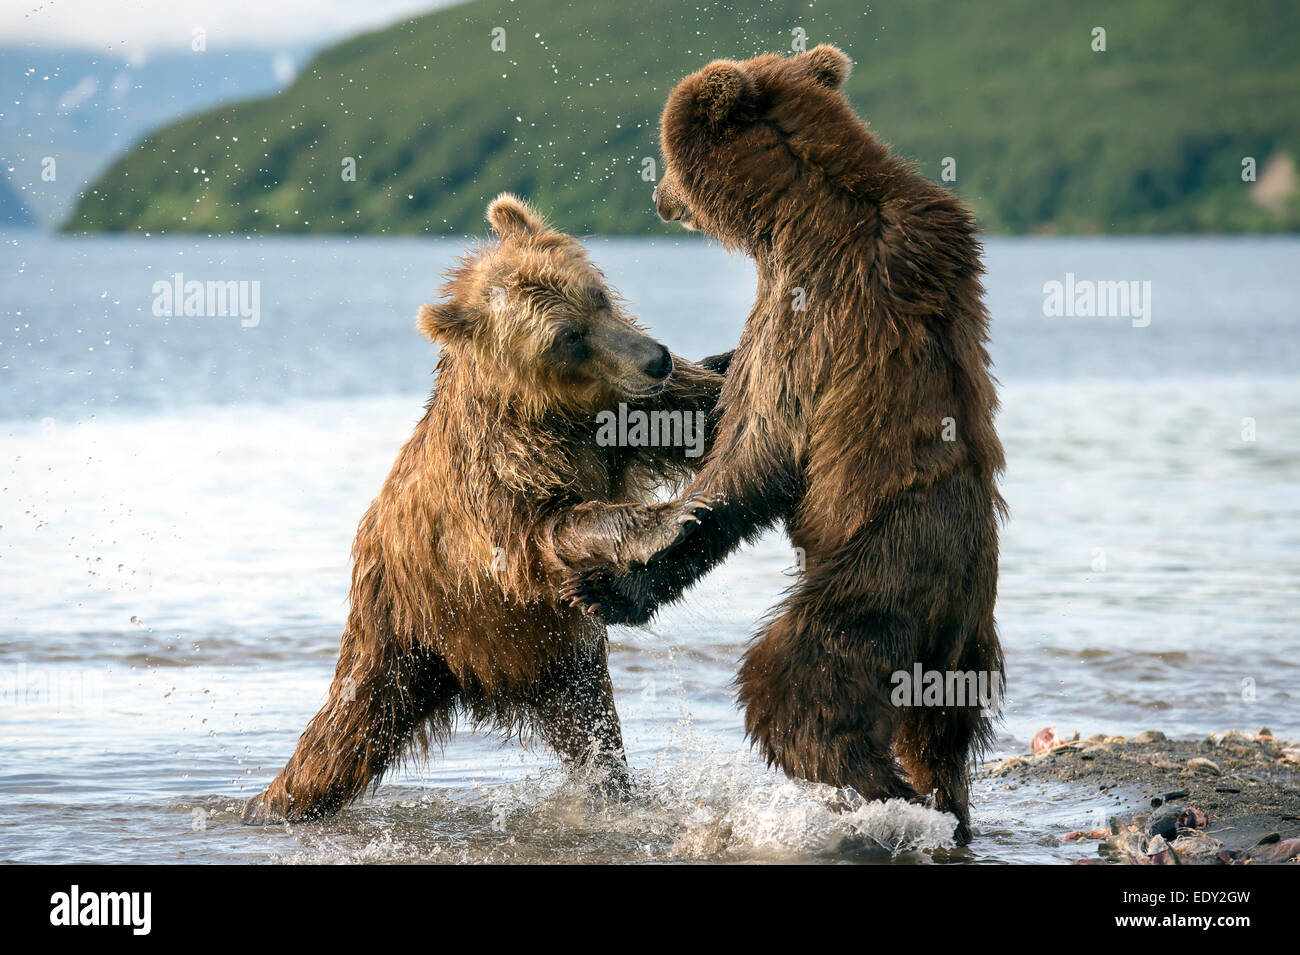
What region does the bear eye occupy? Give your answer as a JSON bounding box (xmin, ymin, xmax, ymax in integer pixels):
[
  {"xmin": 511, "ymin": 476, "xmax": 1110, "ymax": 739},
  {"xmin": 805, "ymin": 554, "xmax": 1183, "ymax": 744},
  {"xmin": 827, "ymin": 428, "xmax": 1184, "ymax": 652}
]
[{"xmin": 556, "ymin": 328, "xmax": 585, "ymax": 352}]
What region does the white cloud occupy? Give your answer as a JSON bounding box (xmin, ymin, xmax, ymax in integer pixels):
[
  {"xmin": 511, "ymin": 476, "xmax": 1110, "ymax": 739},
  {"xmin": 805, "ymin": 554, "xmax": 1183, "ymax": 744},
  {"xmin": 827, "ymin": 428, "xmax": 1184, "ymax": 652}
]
[
  {"xmin": 57, "ymin": 75, "xmax": 99, "ymax": 111},
  {"xmin": 0, "ymin": 0, "xmax": 465, "ymax": 55},
  {"xmin": 271, "ymin": 51, "xmax": 297, "ymax": 85}
]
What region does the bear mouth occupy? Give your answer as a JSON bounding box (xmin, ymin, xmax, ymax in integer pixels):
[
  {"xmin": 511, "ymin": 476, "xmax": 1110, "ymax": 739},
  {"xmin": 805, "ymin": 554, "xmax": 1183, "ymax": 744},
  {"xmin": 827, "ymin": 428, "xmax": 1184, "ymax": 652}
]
[
  {"xmin": 617, "ymin": 380, "xmax": 669, "ymax": 397},
  {"xmin": 674, "ymin": 203, "xmax": 698, "ymax": 229}
]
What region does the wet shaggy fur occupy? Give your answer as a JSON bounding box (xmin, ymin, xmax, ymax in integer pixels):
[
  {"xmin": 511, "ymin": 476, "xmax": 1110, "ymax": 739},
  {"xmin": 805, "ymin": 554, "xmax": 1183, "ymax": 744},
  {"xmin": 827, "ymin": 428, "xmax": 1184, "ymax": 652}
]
[
  {"xmin": 242, "ymin": 196, "xmax": 725, "ymax": 824},
  {"xmin": 565, "ymin": 46, "xmax": 1006, "ymax": 844}
]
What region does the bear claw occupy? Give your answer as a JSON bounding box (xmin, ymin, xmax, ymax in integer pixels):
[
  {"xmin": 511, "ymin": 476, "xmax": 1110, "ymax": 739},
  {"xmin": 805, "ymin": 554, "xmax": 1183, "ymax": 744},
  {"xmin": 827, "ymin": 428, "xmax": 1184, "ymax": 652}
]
[
  {"xmin": 662, "ymin": 493, "xmax": 714, "ymax": 546},
  {"xmin": 561, "ymin": 570, "xmax": 653, "ymax": 625}
]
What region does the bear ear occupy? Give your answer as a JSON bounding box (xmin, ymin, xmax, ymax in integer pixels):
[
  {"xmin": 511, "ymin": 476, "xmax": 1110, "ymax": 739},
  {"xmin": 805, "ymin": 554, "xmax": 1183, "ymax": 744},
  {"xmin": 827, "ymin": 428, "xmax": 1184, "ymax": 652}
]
[
  {"xmin": 688, "ymin": 60, "xmax": 759, "ymax": 130},
  {"xmin": 487, "ymin": 193, "xmax": 546, "ymax": 239},
  {"xmin": 793, "ymin": 44, "xmax": 852, "ymax": 90},
  {"xmin": 417, "ymin": 302, "xmax": 475, "ymax": 344}
]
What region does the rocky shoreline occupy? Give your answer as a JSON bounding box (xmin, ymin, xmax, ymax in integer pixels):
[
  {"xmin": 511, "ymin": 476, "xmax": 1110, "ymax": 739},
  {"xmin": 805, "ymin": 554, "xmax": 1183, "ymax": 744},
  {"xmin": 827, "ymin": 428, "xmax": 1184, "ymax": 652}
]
[{"xmin": 985, "ymin": 729, "xmax": 1300, "ymax": 864}]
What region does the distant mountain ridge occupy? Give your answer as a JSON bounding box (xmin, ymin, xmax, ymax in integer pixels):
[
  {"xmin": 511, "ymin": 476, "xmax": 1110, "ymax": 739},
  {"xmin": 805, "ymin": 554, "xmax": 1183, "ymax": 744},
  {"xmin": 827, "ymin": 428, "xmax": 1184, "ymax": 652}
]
[
  {"xmin": 0, "ymin": 44, "xmax": 308, "ymax": 226},
  {"xmin": 65, "ymin": 0, "xmax": 1300, "ymax": 235}
]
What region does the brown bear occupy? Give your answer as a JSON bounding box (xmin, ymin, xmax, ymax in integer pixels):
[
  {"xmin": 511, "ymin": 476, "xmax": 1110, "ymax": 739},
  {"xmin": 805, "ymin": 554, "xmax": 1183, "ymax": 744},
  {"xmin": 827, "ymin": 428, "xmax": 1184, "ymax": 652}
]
[
  {"xmin": 242, "ymin": 195, "xmax": 726, "ymax": 824},
  {"xmin": 563, "ymin": 46, "xmax": 1006, "ymax": 844}
]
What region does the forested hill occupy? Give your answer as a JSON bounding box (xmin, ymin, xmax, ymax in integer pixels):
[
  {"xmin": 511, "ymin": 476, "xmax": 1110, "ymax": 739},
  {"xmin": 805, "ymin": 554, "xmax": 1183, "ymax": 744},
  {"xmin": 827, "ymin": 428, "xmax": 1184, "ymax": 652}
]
[{"xmin": 66, "ymin": 0, "xmax": 1300, "ymax": 235}]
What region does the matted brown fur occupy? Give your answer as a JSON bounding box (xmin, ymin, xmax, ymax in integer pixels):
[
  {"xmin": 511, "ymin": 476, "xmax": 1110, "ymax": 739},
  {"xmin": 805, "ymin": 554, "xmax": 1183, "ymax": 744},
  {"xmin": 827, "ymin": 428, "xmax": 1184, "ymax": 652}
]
[
  {"xmin": 565, "ymin": 46, "xmax": 1006, "ymax": 844},
  {"xmin": 242, "ymin": 196, "xmax": 725, "ymax": 824}
]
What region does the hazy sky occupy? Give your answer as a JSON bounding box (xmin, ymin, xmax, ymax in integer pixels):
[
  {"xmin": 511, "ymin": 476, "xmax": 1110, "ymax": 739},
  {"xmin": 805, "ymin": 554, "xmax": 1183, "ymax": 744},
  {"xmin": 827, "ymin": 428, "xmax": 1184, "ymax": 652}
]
[{"xmin": 0, "ymin": 0, "xmax": 462, "ymax": 55}]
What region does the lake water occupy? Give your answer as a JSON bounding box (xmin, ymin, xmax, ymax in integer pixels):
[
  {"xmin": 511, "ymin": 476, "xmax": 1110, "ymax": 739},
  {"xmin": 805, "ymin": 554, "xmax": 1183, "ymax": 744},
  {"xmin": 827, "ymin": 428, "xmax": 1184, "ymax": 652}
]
[{"xmin": 1, "ymin": 232, "xmax": 1297, "ymax": 863}]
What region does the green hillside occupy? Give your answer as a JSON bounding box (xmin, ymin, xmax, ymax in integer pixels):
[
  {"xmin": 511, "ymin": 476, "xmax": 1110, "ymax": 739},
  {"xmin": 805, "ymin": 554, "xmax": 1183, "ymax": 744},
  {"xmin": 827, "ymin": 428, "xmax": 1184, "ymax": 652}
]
[{"xmin": 66, "ymin": 0, "xmax": 1300, "ymax": 235}]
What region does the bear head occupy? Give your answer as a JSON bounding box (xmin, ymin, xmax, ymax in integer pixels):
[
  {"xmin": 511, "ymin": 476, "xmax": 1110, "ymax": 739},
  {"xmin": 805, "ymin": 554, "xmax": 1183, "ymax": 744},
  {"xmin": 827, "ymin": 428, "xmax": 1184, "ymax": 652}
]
[
  {"xmin": 418, "ymin": 194, "xmax": 673, "ymax": 410},
  {"xmin": 654, "ymin": 44, "xmax": 881, "ymax": 252}
]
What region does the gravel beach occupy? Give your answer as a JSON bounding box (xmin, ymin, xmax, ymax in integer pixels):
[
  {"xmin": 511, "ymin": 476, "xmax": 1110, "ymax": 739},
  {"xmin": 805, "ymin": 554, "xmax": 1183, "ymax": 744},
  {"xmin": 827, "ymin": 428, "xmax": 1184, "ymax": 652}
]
[{"xmin": 986, "ymin": 729, "xmax": 1300, "ymax": 864}]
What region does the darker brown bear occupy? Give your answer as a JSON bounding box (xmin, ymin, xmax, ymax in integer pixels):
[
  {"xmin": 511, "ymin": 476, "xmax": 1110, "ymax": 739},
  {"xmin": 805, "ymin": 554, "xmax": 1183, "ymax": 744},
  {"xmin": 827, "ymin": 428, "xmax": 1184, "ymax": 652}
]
[
  {"xmin": 564, "ymin": 46, "xmax": 1006, "ymax": 844},
  {"xmin": 243, "ymin": 195, "xmax": 725, "ymax": 824}
]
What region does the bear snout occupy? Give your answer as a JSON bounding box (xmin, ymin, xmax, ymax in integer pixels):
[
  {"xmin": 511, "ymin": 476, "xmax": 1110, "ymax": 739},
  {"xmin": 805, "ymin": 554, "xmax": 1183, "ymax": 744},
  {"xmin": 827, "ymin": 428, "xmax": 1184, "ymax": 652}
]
[
  {"xmin": 654, "ymin": 187, "xmax": 685, "ymax": 223},
  {"xmin": 642, "ymin": 344, "xmax": 673, "ymax": 381}
]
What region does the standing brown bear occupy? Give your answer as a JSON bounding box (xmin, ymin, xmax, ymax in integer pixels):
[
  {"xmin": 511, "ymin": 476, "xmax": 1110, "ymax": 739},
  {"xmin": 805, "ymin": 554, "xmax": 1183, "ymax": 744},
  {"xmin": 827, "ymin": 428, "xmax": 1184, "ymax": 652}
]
[
  {"xmin": 243, "ymin": 195, "xmax": 725, "ymax": 824},
  {"xmin": 564, "ymin": 46, "xmax": 1006, "ymax": 844}
]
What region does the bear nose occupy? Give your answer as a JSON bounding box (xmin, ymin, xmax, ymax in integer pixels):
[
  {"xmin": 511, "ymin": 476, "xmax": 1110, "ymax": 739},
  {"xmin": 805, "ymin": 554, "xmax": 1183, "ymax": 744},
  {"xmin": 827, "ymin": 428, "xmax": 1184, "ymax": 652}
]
[
  {"xmin": 642, "ymin": 344, "xmax": 673, "ymax": 381},
  {"xmin": 654, "ymin": 191, "xmax": 681, "ymax": 223}
]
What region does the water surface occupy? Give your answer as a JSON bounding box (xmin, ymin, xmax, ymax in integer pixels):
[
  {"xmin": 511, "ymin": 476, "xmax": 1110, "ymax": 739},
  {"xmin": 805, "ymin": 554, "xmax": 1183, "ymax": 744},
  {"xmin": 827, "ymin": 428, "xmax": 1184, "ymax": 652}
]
[{"xmin": 1, "ymin": 233, "xmax": 1296, "ymax": 863}]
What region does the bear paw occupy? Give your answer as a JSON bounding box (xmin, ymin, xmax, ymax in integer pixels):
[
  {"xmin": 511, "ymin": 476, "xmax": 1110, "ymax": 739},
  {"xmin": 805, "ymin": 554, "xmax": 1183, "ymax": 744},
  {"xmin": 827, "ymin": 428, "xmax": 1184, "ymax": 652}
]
[
  {"xmin": 241, "ymin": 790, "xmax": 290, "ymax": 826},
  {"xmin": 621, "ymin": 492, "xmax": 714, "ymax": 566},
  {"xmin": 560, "ymin": 568, "xmax": 656, "ymax": 626},
  {"xmin": 953, "ymin": 820, "xmax": 973, "ymax": 847},
  {"xmin": 563, "ymin": 493, "xmax": 714, "ymax": 623},
  {"xmin": 585, "ymin": 760, "xmax": 634, "ymax": 805}
]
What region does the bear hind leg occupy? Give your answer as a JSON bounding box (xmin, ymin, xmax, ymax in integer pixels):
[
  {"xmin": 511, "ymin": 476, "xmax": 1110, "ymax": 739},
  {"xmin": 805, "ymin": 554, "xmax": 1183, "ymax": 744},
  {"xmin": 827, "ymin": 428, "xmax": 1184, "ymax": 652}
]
[
  {"xmin": 529, "ymin": 639, "xmax": 631, "ymax": 800},
  {"xmin": 242, "ymin": 638, "xmax": 459, "ymax": 825},
  {"xmin": 894, "ymin": 623, "xmax": 1002, "ymax": 846},
  {"xmin": 894, "ymin": 703, "xmax": 994, "ymax": 846},
  {"xmin": 738, "ymin": 602, "xmax": 919, "ymax": 805}
]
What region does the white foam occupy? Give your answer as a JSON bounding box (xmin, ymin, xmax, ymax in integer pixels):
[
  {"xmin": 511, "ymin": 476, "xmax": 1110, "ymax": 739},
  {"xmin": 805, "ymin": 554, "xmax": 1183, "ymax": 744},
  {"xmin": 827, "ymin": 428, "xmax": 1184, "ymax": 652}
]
[{"xmin": 651, "ymin": 750, "xmax": 957, "ymax": 860}]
